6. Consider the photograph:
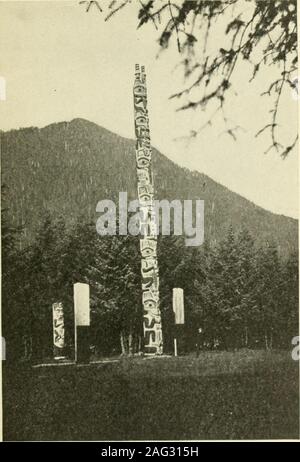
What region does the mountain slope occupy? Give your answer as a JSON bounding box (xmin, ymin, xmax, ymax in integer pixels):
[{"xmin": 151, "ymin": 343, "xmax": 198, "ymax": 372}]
[{"xmin": 1, "ymin": 118, "xmax": 297, "ymax": 255}]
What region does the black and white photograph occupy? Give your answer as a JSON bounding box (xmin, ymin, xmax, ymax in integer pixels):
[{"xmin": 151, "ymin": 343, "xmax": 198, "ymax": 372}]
[{"xmin": 0, "ymin": 0, "xmax": 299, "ymax": 442}]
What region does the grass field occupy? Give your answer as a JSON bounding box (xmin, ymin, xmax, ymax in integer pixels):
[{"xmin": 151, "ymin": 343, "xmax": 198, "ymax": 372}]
[{"xmin": 3, "ymin": 350, "xmax": 299, "ymax": 441}]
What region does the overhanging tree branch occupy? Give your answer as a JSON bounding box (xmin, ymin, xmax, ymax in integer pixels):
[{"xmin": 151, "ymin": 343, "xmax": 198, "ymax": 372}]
[{"xmin": 80, "ymin": 0, "xmax": 298, "ymax": 157}]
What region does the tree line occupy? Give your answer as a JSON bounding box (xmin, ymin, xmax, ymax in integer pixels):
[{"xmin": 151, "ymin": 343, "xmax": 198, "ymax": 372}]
[{"xmin": 2, "ymin": 208, "xmax": 298, "ymax": 362}]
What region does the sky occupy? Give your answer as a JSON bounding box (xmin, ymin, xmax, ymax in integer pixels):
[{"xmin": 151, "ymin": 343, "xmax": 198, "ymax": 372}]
[{"xmin": 0, "ymin": 0, "xmax": 298, "ymax": 218}]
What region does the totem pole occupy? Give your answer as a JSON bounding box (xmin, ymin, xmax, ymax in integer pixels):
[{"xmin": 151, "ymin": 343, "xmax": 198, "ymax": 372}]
[
  {"xmin": 133, "ymin": 64, "xmax": 163, "ymax": 355},
  {"xmin": 52, "ymin": 302, "xmax": 65, "ymax": 359}
]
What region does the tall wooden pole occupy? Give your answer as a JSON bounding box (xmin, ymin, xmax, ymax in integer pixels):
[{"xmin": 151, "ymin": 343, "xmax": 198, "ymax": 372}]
[
  {"xmin": 133, "ymin": 64, "xmax": 163, "ymax": 355},
  {"xmin": 52, "ymin": 302, "xmax": 65, "ymax": 360}
]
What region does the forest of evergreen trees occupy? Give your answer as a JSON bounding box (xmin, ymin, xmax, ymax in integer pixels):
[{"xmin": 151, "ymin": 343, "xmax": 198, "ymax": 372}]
[
  {"xmin": 2, "ymin": 119, "xmax": 297, "ymax": 258},
  {"xmin": 2, "ymin": 201, "xmax": 298, "ymax": 363}
]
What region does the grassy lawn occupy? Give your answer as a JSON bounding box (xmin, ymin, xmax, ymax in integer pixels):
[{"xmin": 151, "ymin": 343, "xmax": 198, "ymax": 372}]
[{"xmin": 3, "ymin": 350, "xmax": 299, "ymax": 441}]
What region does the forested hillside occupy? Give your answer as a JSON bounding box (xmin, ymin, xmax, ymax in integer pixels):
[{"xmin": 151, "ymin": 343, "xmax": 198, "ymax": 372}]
[{"xmin": 1, "ymin": 118, "xmax": 297, "ymax": 255}]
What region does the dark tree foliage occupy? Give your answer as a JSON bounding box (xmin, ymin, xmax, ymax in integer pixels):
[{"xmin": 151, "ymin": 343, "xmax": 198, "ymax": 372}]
[
  {"xmin": 80, "ymin": 0, "xmax": 298, "ymax": 157},
  {"xmin": 2, "ymin": 212, "xmax": 298, "ymax": 361}
]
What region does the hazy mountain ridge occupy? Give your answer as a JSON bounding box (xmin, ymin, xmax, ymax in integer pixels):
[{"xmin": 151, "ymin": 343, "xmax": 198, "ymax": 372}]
[{"xmin": 1, "ymin": 118, "xmax": 297, "ymax": 255}]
